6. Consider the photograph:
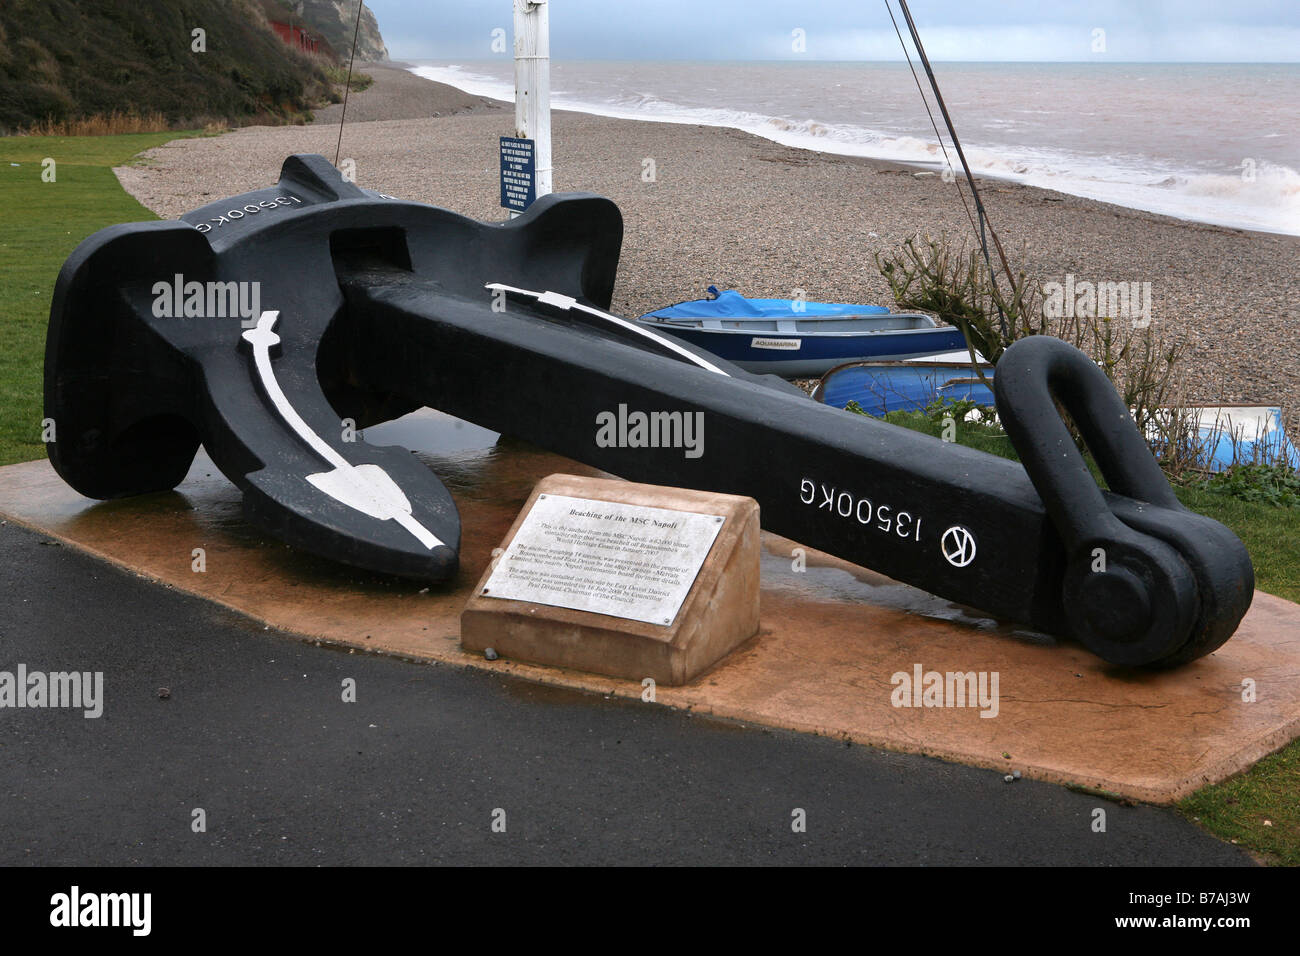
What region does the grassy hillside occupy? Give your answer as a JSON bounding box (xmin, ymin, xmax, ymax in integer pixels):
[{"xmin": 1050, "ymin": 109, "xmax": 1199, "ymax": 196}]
[{"xmin": 0, "ymin": 0, "xmax": 337, "ymax": 132}]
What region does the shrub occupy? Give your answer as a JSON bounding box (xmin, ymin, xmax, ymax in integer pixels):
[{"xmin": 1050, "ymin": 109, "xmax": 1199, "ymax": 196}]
[{"xmin": 874, "ymin": 233, "xmax": 1219, "ymax": 478}]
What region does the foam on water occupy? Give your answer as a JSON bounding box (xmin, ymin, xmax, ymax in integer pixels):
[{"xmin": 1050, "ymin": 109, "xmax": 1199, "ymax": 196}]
[{"xmin": 410, "ymin": 61, "xmax": 1300, "ymax": 236}]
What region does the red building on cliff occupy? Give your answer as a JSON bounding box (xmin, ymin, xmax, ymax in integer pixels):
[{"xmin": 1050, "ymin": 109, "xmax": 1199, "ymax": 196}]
[{"xmin": 269, "ymin": 20, "xmax": 321, "ymax": 55}]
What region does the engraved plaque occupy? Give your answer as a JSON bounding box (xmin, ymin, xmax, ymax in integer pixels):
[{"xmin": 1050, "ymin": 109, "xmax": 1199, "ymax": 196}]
[{"xmin": 479, "ymin": 494, "xmax": 724, "ymax": 626}]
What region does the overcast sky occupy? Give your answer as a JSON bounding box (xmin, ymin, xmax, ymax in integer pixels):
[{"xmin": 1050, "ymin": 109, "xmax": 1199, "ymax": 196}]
[{"xmin": 366, "ymin": 0, "xmax": 1300, "ymax": 62}]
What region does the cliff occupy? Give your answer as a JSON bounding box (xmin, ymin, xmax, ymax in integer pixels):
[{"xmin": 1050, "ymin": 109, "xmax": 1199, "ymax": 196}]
[{"xmin": 279, "ymin": 1, "xmax": 389, "ymax": 62}]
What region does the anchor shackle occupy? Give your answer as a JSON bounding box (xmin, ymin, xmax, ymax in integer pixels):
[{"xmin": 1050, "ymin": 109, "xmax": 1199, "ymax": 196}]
[{"xmin": 994, "ymin": 336, "xmax": 1202, "ymax": 666}]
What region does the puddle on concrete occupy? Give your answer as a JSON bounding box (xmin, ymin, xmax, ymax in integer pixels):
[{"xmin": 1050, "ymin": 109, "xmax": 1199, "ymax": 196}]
[
  {"xmin": 758, "ymin": 539, "xmax": 1055, "ymax": 647},
  {"xmin": 366, "ymin": 409, "xmax": 501, "ymax": 455},
  {"xmin": 366, "ymin": 408, "xmax": 605, "ymax": 503}
]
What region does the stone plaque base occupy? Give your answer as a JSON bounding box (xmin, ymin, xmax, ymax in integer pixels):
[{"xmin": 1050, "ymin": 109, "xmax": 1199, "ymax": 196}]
[{"xmin": 461, "ymin": 474, "xmax": 760, "ymax": 685}]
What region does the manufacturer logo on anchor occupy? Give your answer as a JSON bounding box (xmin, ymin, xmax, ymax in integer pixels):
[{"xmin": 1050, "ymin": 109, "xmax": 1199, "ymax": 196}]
[{"xmin": 941, "ymin": 525, "xmax": 976, "ymax": 567}]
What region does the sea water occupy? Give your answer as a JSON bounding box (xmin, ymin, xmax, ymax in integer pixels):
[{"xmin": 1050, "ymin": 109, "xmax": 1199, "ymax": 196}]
[{"xmin": 409, "ymin": 60, "xmax": 1300, "ymax": 236}]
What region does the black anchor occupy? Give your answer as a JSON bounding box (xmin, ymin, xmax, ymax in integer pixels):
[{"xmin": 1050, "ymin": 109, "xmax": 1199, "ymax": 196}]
[{"xmin": 45, "ymin": 154, "xmax": 1253, "ymax": 667}]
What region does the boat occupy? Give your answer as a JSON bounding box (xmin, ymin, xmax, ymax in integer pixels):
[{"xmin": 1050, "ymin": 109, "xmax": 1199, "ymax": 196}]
[
  {"xmin": 637, "ymin": 287, "xmax": 966, "ymax": 377},
  {"xmin": 1146, "ymin": 406, "xmax": 1300, "ymax": 473},
  {"xmin": 813, "ymin": 358, "xmax": 995, "ymax": 415},
  {"xmin": 817, "ymin": 361, "xmax": 1299, "ymax": 474}
]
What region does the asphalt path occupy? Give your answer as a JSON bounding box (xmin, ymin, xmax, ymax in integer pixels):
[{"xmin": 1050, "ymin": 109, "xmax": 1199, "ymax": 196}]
[{"xmin": 0, "ymin": 521, "xmax": 1252, "ymax": 866}]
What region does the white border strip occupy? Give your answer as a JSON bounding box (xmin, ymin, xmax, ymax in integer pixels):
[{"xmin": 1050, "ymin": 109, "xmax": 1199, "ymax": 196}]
[{"xmin": 486, "ymin": 282, "xmax": 731, "ymax": 377}]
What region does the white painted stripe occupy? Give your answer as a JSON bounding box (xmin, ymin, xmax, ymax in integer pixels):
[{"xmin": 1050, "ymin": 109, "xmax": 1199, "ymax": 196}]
[
  {"xmin": 242, "ymin": 311, "xmax": 443, "ymax": 550},
  {"xmin": 486, "ymin": 282, "xmax": 731, "ymax": 377}
]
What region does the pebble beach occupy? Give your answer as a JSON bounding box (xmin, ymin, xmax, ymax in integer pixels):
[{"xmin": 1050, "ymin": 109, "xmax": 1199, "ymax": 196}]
[{"xmin": 116, "ymin": 63, "xmax": 1300, "ymax": 433}]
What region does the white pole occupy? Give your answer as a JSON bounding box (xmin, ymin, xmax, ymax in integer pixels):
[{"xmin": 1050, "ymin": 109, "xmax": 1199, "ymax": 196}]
[{"xmin": 513, "ymin": 0, "xmax": 552, "ymax": 216}]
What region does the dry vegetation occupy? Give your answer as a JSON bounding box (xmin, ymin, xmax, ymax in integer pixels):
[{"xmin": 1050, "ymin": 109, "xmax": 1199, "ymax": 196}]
[
  {"xmin": 876, "ymin": 234, "xmax": 1288, "ymax": 479},
  {"xmin": 19, "ymin": 111, "xmax": 198, "ymax": 137}
]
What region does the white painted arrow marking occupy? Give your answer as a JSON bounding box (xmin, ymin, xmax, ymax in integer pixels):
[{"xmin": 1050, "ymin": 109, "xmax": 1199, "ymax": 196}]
[
  {"xmin": 242, "ymin": 311, "xmax": 442, "ymax": 550},
  {"xmin": 485, "ymin": 282, "xmax": 731, "ymax": 377}
]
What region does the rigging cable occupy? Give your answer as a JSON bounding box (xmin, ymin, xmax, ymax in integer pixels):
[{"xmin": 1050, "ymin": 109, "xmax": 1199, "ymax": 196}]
[
  {"xmin": 884, "ymin": 1, "xmax": 981, "ymax": 247},
  {"xmin": 893, "ymin": 0, "xmax": 1020, "ymax": 337},
  {"xmin": 334, "ymin": 0, "xmax": 367, "ymax": 167}
]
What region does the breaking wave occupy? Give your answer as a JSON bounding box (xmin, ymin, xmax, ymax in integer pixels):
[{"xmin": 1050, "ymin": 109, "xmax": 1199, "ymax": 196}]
[{"xmin": 411, "ymin": 63, "xmax": 1300, "ymax": 236}]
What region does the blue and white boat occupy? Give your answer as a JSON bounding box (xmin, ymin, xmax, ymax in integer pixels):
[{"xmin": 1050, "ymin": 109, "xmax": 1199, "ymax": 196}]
[
  {"xmin": 816, "ymin": 360, "xmax": 1299, "ymax": 474},
  {"xmin": 638, "ymin": 287, "xmax": 966, "ymax": 377},
  {"xmin": 1150, "ymin": 406, "xmax": 1300, "ymax": 473},
  {"xmin": 813, "ymin": 358, "xmax": 995, "ymax": 415}
]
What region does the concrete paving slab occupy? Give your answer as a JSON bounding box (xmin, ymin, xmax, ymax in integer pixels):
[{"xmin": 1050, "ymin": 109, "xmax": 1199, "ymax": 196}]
[{"xmin": 3, "ymin": 410, "xmax": 1298, "ymax": 804}]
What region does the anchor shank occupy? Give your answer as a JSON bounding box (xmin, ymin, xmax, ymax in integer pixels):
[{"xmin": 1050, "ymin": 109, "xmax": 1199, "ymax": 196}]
[{"xmin": 339, "ymin": 270, "xmax": 1072, "ymax": 634}]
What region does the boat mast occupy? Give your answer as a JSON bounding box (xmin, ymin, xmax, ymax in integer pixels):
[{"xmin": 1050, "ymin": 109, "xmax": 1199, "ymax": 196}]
[{"xmin": 893, "ymin": 0, "xmax": 1016, "ymax": 338}]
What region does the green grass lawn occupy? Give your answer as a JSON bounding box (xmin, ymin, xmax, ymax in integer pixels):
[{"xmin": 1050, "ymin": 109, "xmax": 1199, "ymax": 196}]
[
  {"xmin": 1180, "ymin": 746, "xmax": 1300, "ymax": 865},
  {"xmin": 1173, "ymin": 478, "xmax": 1300, "ymax": 865},
  {"xmin": 0, "ymin": 131, "xmax": 209, "ymax": 464}
]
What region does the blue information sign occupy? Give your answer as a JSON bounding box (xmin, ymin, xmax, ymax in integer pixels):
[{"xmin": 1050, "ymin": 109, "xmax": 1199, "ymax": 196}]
[{"xmin": 499, "ymin": 136, "xmax": 536, "ymax": 212}]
